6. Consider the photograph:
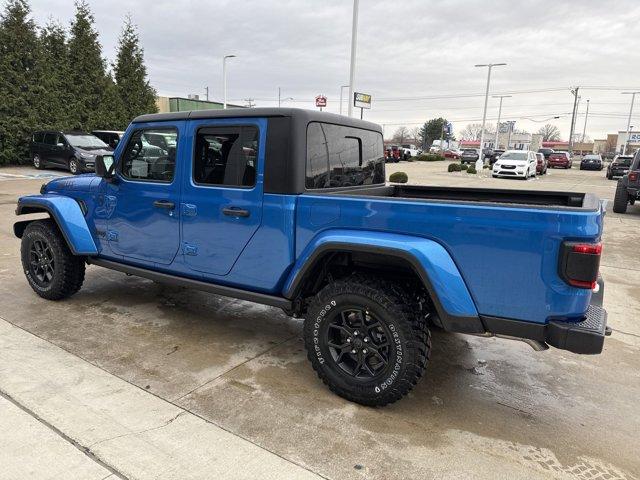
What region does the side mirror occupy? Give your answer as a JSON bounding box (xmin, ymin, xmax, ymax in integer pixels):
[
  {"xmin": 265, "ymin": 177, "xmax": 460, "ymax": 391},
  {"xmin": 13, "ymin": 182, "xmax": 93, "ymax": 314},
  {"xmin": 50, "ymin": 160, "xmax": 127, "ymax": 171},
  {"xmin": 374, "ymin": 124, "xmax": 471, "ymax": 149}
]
[
  {"xmin": 95, "ymin": 154, "xmax": 115, "ymax": 180},
  {"xmin": 56, "ymin": 142, "xmax": 65, "ymax": 148}
]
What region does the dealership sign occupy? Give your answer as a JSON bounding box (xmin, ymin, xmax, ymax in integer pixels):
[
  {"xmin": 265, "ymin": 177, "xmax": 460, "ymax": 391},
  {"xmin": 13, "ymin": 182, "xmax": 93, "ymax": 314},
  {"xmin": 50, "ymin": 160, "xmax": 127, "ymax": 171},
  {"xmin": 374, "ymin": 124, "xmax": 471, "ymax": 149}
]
[
  {"xmin": 628, "ymin": 132, "xmax": 640, "ymax": 143},
  {"xmin": 315, "ymin": 95, "xmax": 327, "ymax": 108},
  {"xmin": 354, "ymin": 92, "xmax": 372, "ymax": 109}
]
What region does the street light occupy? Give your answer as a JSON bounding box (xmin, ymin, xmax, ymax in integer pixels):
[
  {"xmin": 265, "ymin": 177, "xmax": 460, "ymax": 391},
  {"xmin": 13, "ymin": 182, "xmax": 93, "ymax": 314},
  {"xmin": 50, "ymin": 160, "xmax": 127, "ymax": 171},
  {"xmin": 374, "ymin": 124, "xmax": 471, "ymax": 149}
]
[
  {"xmin": 339, "ymin": 85, "xmax": 350, "ymax": 115},
  {"xmin": 622, "ymin": 91, "xmax": 640, "ymax": 155},
  {"xmin": 492, "ymin": 94, "xmax": 511, "ymax": 149},
  {"xmin": 222, "ymin": 54, "xmax": 236, "ymax": 109},
  {"xmin": 347, "ymin": 0, "xmax": 359, "ymax": 117},
  {"xmin": 278, "ymin": 87, "xmax": 293, "ymax": 107},
  {"xmin": 527, "ymin": 115, "xmax": 561, "ymax": 123},
  {"xmin": 475, "ymin": 63, "xmax": 507, "ymax": 157}
]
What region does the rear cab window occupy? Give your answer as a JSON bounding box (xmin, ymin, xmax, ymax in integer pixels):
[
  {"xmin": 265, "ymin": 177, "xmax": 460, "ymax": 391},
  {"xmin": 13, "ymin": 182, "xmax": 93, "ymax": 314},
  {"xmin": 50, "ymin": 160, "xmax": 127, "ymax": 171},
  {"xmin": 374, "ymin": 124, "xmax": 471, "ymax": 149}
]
[{"xmin": 306, "ymin": 122, "xmax": 385, "ymax": 189}]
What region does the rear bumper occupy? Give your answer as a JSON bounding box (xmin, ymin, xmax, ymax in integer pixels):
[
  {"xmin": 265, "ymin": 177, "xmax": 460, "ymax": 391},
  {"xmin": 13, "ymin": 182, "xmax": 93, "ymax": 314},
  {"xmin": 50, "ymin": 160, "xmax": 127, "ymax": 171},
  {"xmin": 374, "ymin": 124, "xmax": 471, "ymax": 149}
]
[
  {"xmin": 481, "ymin": 276, "xmax": 609, "ymax": 354},
  {"xmin": 581, "ymin": 163, "xmax": 602, "ymax": 170}
]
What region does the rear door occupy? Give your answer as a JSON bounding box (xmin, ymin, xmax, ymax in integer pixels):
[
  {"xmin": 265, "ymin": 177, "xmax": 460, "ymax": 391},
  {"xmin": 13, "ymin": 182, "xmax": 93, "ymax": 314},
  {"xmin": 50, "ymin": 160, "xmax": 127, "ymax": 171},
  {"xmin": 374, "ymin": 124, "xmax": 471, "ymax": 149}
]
[
  {"xmin": 41, "ymin": 133, "xmax": 60, "ymax": 165},
  {"xmin": 180, "ymin": 118, "xmax": 265, "ymax": 276}
]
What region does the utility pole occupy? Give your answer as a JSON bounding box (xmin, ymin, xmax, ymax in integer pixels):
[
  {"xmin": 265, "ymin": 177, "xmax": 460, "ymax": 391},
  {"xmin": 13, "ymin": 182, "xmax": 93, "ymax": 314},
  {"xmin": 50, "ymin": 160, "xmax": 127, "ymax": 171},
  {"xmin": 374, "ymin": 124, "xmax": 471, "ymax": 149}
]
[
  {"xmin": 475, "ymin": 63, "xmax": 507, "ymax": 159},
  {"xmin": 347, "ymin": 0, "xmax": 359, "ymax": 117},
  {"xmin": 205, "ymin": 86, "xmax": 209, "ymax": 102},
  {"xmin": 622, "ymin": 92, "xmax": 640, "ymax": 155},
  {"xmin": 278, "ymin": 87, "xmax": 281, "ymax": 107},
  {"xmin": 244, "ymin": 98, "xmax": 255, "ymax": 108},
  {"xmin": 581, "ymin": 99, "xmax": 590, "ymax": 143},
  {"xmin": 568, "ymin": 87, "xmax": 580, "ymax": 155},
  {"xmin": 492, "ymin": 95, "xmax": 511, "ymax": 149}
]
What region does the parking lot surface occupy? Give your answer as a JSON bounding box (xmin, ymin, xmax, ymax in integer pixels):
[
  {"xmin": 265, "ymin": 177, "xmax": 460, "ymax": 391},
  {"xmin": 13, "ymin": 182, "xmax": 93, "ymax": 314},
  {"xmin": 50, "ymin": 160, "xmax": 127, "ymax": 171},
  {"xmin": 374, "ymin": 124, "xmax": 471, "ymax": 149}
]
[{"xmin": 1, "ymin": 163, "xmax": 639, "ymax": 480}]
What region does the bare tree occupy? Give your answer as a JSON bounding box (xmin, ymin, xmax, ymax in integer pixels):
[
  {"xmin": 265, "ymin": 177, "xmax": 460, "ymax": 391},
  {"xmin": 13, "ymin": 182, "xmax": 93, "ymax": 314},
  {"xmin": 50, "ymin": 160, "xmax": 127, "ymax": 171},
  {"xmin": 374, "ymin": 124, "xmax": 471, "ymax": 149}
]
[
  {"xmin": 459, "ymin": 123, "xmax": 495, "ymax": 141},
  {"xmin": 536, "ymin": 124, "xmax": 561, "ymax": 141},
  {"xmin": 392, "ymin": 126, "xmax": 409, "ymax": 144},
  {"xmin": 409, "ymin": 126, "xmax": 421, "ymax": 144}
]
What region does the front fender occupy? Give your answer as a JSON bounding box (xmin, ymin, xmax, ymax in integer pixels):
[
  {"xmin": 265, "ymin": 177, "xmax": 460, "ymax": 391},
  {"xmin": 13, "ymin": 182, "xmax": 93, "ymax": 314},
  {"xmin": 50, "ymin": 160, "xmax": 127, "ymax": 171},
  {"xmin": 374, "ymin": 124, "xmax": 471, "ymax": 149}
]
[
  {"xmin": 15, "ymin": 194, "xmax": 98, "ymax": 256},
  {"xmin": 284, "ymin": 230, "xmax": 482, "ymax": 333}
]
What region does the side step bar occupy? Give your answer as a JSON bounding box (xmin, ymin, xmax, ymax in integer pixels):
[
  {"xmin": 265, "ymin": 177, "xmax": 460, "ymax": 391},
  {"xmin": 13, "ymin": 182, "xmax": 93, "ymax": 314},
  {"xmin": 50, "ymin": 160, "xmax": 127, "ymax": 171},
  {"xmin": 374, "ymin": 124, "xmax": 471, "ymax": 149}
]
[{"xmin": 87, "ymin": 258, "xmax": 292, "ymax": 310}]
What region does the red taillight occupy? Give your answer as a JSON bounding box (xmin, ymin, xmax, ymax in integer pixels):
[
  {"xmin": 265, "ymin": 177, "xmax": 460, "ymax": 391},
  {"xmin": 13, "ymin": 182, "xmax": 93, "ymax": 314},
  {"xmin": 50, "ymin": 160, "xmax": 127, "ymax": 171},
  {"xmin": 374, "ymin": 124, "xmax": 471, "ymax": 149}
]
[
  {"xmin": 559, "ymin": 242, "xmax": 602, "ymax": 289},
  {"xmin": 629, "ymin": 172, "xmax": 638, "ymax": 182},
  {"xmin": 572, "ymin": 243, "xmax": 602, "ymax": 255}
]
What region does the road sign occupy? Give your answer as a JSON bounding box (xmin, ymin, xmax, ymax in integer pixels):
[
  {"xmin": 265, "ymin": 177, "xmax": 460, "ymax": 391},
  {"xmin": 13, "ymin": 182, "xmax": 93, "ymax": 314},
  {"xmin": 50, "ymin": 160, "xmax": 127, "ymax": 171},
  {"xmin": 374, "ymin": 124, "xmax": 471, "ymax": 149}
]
[
  {"xmin": 354, "ymin": 92, "xmax": 372, "ymax": 109},
  {"xmin": 315, "ymin": 95, "xmax": 327, "ymax": 108}
]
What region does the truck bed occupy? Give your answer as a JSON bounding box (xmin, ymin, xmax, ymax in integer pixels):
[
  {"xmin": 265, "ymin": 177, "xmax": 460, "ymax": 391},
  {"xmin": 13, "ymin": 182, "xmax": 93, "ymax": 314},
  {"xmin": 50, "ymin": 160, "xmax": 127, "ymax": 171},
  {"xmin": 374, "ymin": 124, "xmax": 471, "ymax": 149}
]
[{"xmin": 327, "ymin": 184, "xmax": 600, "ymax": 210}]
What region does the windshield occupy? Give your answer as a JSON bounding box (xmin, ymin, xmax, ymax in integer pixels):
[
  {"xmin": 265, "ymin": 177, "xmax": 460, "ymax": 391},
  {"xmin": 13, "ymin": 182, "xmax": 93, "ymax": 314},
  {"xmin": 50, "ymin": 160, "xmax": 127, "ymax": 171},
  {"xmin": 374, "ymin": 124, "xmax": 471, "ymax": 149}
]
[
  {"xmin": 462, "ymin": 149, "xmax": 476, "ymax": 153},
  {"xmin": 66, "ymin": 134, "xmax": 108, "ymax": 149},
  {"xmin": 584, "ymin": 155, "xmax": 600, "ymax": 160},
  {"xmin": 500, "ymin": 152, "xmax": 528, "ymax": 161},
  {"xmin": 616, "ymin": 157, "xmax": 632, "ymax": 166}
]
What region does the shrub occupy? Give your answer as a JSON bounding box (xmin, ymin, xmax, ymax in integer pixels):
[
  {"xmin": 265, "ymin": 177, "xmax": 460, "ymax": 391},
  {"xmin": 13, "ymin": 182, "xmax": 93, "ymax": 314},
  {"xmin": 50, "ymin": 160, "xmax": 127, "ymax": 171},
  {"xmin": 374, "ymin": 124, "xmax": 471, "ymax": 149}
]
[
  {"xmin": 483, "ymin": 164, "xmax": 491, "ymax": 169},
  {"xmin": 389, "ymin": 171, "xmax": 408, "ymax": 183},
  {"xmin": 448, "ymin": 163, "xmax": 461, "ymax": 172},
  {"xmin": 415, "ymin": 153, "xmax": 445, "ymax": 162},
  {"xmin": 467, "ymin": 166, "xmax": 477, "ymax": 174},
  {"xmin": 460, "ymin": 163, "xmax": 469, "ymax": 171}
]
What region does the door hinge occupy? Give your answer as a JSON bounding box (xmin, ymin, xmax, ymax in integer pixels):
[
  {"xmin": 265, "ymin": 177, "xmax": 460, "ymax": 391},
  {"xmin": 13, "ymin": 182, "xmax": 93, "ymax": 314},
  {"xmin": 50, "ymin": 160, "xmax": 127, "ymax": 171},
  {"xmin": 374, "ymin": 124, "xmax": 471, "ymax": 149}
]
[
  {"xmin": 182, "ymin": 203, "xmax": 197, "ymax": 217},
  {"xmin": 183, "ymin": 243, "xmax": 198, "ymax": 256}
]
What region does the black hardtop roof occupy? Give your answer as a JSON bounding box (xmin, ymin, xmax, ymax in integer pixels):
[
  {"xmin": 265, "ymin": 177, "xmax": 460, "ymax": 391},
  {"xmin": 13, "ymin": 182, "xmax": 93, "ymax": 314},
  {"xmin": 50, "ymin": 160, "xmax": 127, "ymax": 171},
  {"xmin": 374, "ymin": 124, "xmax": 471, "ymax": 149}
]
[{"xmin": 132, "ymin": 107, "xmax": 382, "ymax": 133}]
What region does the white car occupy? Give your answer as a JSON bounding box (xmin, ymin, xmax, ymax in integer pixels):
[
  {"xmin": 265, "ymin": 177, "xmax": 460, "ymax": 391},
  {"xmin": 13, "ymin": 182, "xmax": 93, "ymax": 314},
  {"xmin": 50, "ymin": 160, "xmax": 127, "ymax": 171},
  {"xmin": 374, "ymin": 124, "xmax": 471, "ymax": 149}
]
[
  {"xmin": 401, "ymin": 144, "xmax": 421, "ymax": 159},
  {"xmin": 492, "ymin": 150, "xmax": 538, "ymax": 179}
]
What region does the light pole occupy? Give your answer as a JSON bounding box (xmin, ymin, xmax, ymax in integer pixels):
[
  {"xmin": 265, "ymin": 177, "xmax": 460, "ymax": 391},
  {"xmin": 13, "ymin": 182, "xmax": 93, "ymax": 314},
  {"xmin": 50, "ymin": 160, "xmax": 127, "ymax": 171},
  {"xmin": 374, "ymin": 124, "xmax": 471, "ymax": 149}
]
[
  {"xmin": 277, "ymin": 87, "xmax": 293, "ymax": 107},
  {"xmin": 492, "ymin": 94, "xmax": 511, "ymax": 149},
  {"xmin": 475, "ymin": 63, "xmax": 506, "ymax": 158},
  {"xmin": 581, "ymin": 99, "xmax": 590, "ymax": 143},
  {"xmin": 222, "ymin": 54, "xmax": 236, "ymax": 109},
  {"xmin": 622, "ymin": 91, "xmax": 640, "ymax": 155},
  {"xmin": 339, "ymin": 85, "xmax": 350, "ymax": 115},
  {"xmin": 347, "ymin": 0, "xmax": 359, "ymax": 117}
]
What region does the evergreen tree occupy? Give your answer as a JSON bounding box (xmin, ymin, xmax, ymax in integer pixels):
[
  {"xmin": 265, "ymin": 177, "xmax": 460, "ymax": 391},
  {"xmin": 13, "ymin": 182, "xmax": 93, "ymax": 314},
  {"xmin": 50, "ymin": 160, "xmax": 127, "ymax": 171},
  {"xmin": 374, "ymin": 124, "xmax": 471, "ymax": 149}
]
[
  {"xmin": 113, "ymin": 15, "xmax": 157, "ymax": 124},
  {"xmin": 37, "ymin": 20, "xmax": 74, "ymax": 130},
  {"xmin": 0, "ymin": 0, "xmax": 42, "ymax": 164},
  {"xmin": 67, "ymin": 0, "xmax": 109, "ymax": 130}
]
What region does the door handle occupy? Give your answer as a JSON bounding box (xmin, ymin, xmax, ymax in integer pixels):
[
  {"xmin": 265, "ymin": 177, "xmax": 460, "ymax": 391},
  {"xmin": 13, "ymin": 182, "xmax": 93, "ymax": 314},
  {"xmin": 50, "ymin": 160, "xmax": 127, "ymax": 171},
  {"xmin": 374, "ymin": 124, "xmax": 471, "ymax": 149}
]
[
  {"xmin": 222, "ymin": 207, "xmax": 250, "ymax": 218},
  {"xmin": 153, "ymin": 200, "xmax": 175, "ymax": 210}
]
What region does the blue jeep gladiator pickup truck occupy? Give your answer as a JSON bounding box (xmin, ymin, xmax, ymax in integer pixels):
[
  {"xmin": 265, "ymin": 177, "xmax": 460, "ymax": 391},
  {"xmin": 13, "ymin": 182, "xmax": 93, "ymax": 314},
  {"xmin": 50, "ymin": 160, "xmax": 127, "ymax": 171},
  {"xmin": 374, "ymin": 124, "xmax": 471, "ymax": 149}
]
[{"xmin": 15, "ymin": 108, "xmax": 609, "ymax": 406}]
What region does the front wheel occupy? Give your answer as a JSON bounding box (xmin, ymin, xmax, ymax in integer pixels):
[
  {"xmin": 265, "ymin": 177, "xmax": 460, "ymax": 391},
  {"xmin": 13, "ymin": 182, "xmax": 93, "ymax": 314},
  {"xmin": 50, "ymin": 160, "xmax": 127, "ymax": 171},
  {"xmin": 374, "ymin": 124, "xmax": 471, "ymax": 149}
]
[
  {"xmin": 613, "ymin": 181, "xmax": 629, "ymax": 214},
  {"xmin": 20, "ymin": 220, "xmax": 86, "ymax": 300},
  {"xmin": 303, "ymin": 275, "xmax": 430, "ymax": 406},
  {"xmin": 68, "ymin": 158, "xmax": 80, "ymax": 175}
]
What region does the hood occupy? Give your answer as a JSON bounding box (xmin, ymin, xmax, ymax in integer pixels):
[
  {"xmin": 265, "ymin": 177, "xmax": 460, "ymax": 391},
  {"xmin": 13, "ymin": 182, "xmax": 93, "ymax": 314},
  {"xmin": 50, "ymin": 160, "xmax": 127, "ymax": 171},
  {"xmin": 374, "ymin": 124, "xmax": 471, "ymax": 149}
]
[
  {"xmin": 44, "ymin": 175, "xmax": 101, "ymax": 193},
  {"xmin": 497, "ymin": 159, "xmax": 528, "ymax": 167}
]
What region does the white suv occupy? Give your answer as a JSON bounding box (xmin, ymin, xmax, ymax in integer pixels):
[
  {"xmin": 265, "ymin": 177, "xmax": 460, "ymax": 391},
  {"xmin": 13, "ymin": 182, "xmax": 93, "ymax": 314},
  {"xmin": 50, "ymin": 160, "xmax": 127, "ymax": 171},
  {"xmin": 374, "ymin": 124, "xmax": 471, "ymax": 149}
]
[{"xmin": 492, "ymin": 150, "xmax": 538, "ymax": 179}]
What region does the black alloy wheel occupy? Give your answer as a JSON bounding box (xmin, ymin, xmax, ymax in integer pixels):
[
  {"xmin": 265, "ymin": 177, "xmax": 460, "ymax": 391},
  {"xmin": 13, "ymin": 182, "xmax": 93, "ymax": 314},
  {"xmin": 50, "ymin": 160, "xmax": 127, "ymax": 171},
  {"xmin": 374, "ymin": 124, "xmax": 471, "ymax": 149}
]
[{"xmin": 28, "ymin": 238, "xmax": 55, "ymax": 287}]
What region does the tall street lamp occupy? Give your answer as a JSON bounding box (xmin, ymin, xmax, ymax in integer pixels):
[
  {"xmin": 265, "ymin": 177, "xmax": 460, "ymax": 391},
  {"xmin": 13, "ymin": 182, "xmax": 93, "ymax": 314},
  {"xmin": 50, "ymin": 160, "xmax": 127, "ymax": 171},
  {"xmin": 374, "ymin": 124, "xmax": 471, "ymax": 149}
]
[
  {"xmin": 492, "ymin": 94, "xmax": 511, "ymax": 149},
  {"xmin": 622, "ymin": 91, "xmax": 640, "ymax": 155},
  {"xmin": 223, "ymin": 54, "xmax": 236, "ymax": 109},
  {"xmin": 339, "ymin": 85, "xmax": 350, "ymax": 115},
  {"xmin": 278, "ymin": 87, "xmax": 293, "ymax": 107},
  {"xmin": 347, "ymin": 0, "xmax": 359, "ymax": 117},
  {"xmin": 475, "ymin": 63, "xmax": 507, "ymax": 158}
]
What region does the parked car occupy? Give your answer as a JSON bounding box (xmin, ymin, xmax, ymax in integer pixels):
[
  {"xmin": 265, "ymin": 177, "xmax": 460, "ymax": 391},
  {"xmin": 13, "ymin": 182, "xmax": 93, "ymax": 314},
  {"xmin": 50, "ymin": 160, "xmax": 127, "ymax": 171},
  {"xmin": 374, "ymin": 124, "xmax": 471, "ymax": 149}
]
[
  {"xmin": 400, "ymin": 144, "xmax": 420, "ymax": 160},
  {"xmin": 538, "ymin": 148, "xmax": 555, "ymax": 160},
  {"xmin": 91, "ymin": 130, "xmax": 125, "ymax": 149},
  {"xmin": 30, "ymin": 131, "xmax": 113, "ymax": 174},
  {"xmin": 613, "ymin": 151, "xmax": 640, "ymax": 213},
  {"xmin": 443, "ymin": 149, "xmax": 461, "ymax": 160},
  {"xmin": 384, "ymin": 146, "xmax": 400, "ymax": 163},
  {"xmin": 606, "ymin": 155, "xmax": 633, "ymax": 180},
  {"xmin": 493, "ymin": 149, "xmax": 505, "ymax": 161},
  {"xmin": 15, "ymin": 108, "xmax": 609, "ymax": 406},
  {"xmin": 460, "ymin": 148, "xmax": 480, "ymax": 164},
  {"xmin": 580, "ymin": 154, "xmax": 603, "ymax": 171},
  {"xmin": 548, "ymin": 152, "xmax": 572, "ymax": 169},
  {"xmin": 482, "ymin": 148, "xmax": 496, "ymax": 162},
  {"xmin": 492, "ymin": 150, "xmax": 538, "ymax": 179},
  {"xmin": 536, "ymin": 152, "xmax": 548, "ymax": 175}
]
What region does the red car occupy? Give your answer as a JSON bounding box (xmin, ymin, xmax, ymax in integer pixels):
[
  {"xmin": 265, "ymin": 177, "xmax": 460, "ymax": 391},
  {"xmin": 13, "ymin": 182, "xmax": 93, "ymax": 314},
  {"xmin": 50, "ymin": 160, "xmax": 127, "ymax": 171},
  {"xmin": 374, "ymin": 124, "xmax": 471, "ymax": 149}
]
[
  {"xmin": 548, "ymin": 152, "xmax": 571, "ymax": 169},
  {"xmin": 536, "ymin": 152, "xmax": 548, "ymax": 174},
  {"xmin": 443, "ymin": 149, "xmax": 461, "ymax": 159}
]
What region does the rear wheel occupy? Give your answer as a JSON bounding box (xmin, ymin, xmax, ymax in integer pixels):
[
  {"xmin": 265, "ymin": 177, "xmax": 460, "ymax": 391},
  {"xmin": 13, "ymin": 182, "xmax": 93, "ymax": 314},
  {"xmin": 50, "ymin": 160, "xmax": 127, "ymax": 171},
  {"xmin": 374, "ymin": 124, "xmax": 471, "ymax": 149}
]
[
  {"xmin": 303, "ymin": 274, "xmax": 430, "ymax": 406},
  {"xmin": 33, "ymin": 153, "xmax": 44, "ymax": 170},
  {"xmin": 20, "ymin": 220, "xmax": 85, "ymax": 300},
  {"xmin": 613, "ymin": 181, "xmax": 629, "ymax": 214}
]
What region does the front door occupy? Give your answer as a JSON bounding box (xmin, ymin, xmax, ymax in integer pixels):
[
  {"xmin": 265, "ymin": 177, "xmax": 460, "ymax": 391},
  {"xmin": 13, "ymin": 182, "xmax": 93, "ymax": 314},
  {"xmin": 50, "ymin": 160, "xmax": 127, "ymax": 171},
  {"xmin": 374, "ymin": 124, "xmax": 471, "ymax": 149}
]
[
  {"xmin": 106, "ymin": 123, "xmax": 184, "ymax": 265},
  {"xmin": 180, "ymin": 118, "xmax": 265, "ymax": 276}
]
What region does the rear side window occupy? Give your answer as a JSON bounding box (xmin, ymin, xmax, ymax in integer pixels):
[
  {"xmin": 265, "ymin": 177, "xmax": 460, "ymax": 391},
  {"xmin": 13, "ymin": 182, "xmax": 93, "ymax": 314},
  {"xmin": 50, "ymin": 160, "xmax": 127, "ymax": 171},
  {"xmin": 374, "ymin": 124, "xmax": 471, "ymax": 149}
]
[
  {"xmin": 120, "ymin": 127, "xmax": 178, "ymax": 182},
  {"xmin": 33, "ymin": 132, "xmax": 44, "ymax": 143},
  {"xmin": 306, "ymin": 122, "xmax": 385, "ymax": 189},
  {"xmin": 43, "ymin": 133, "xmax": 57, "ymax": 145},
  {"xmin": 193, "ymin": 126, "xmax": 258, "ymax": 187}
]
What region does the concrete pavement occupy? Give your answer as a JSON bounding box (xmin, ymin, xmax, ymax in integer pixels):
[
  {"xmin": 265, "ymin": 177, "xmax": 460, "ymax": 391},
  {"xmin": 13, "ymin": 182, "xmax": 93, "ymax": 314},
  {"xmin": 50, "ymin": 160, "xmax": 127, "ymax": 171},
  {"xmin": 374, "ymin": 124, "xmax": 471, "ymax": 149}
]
[{"xmin": 0, "ymin": 164, "xmax": 638, "ymax": 479}]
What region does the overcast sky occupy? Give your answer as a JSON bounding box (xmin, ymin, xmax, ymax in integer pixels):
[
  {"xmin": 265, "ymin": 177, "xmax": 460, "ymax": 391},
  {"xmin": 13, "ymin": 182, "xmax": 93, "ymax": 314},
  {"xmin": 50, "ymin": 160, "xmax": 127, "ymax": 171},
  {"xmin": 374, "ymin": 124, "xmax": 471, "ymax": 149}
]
[{"xmin": 27, "ymin": 0, "xmax": 640, "ymax": 140}]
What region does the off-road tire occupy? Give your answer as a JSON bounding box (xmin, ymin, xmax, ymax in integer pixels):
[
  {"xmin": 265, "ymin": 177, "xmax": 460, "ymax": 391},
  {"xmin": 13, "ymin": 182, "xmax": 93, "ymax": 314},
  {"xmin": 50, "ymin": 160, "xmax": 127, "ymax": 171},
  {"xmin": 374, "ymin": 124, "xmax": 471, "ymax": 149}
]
[
  {"xmin": 613, "ymin": 181, "xmax": 629, "ymax": 214},
  {"xmin": 303, "ymin": 274, "xmax": 431, "ymax": 406},
  {"xmin": 20, "ymin": 220, "xmax": 85, "ymax": 300}
]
